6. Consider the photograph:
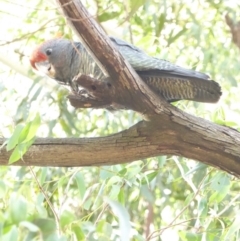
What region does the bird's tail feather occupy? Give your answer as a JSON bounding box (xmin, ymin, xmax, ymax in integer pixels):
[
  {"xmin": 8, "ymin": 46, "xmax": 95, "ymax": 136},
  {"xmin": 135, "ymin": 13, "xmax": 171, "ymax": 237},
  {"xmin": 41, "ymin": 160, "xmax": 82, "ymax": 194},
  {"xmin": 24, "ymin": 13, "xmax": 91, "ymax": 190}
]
[{"xmin": 141, "ymin": 75, "xmax": 222, "ymax": 103}]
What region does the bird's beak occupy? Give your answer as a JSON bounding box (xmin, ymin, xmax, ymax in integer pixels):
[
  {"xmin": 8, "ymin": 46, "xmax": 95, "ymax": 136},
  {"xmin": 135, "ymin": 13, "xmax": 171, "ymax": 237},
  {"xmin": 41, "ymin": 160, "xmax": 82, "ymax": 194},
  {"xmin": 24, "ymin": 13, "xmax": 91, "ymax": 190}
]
[{"xmin": 35, "ymin": 61, "xmax": 56, "ymax": 78}]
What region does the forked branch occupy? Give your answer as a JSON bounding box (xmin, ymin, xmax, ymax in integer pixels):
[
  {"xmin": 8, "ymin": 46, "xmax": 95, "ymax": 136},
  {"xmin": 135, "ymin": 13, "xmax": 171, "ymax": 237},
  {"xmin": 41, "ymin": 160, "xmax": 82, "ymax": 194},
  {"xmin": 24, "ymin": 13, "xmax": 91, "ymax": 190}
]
[{"xmin": 1, "ymin": 0, "xmax": 240, "ymax": 177}]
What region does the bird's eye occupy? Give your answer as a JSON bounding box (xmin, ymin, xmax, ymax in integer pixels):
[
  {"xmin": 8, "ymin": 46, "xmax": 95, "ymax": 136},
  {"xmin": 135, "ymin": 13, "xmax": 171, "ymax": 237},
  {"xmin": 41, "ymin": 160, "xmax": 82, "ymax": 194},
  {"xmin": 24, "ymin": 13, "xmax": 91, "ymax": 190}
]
[{"xmin": 46, "ymin": 48, "xmax": 52, "ymax": 56}]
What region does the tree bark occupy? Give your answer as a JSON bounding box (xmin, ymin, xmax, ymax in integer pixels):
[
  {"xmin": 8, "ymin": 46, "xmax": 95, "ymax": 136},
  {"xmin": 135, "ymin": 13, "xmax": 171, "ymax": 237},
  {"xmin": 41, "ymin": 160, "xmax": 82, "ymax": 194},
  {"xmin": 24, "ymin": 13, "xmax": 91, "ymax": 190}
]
[
  {"xmin": 1, "ymin": 117, "xmax": 240, "ymax": 176},
  {"xmin": 225, "ymin": 14, "xmax": 240, "ymax": 50},
  {"xmin": 1, "ymin": 0, "xmax": 240, "ymax": 177}
]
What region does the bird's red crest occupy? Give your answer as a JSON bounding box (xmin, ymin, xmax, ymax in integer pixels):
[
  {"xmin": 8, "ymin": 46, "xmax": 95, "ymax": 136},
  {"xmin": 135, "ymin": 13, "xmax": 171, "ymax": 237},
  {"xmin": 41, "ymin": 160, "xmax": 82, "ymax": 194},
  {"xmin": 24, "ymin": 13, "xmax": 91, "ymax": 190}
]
[{"xmin": 30, "ymin": 45, "xmax": 48, "ymax": 70}]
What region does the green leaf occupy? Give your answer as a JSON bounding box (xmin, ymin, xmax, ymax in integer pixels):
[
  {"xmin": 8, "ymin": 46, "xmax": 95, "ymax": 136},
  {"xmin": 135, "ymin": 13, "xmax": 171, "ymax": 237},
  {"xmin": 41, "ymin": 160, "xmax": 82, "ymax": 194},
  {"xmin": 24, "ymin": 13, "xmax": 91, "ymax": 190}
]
[
  {"xmin": 118, "ymin": 188, "xmax": 125, "ymax": 205},
  {"xmin": 45, "ymin": 234, "xmax": 67, "ymax": 241},
  {"xmin": 19, "ymin": 221, "xmax": 40, "ymax": 232},
  {"xmin": 118, "ymin": 167, "xmax": 127, "ymax": 176},
  {"xmin": 6, "ymin": 124, "xmax": 24, "ymax": 151},
  {"xmin": 184, "ymin": 192, "xmax": 194, "ymax": 206},
  {"xmin": 100, "ymin": 167, "xmax": 114, "ymax": 180},
  {"xmin": 141, "ymin": 171, "xmax": 158, "ymax": 185},
  {"xmin": 225, "ymin": 215, "xmax": 240, "ymax": 240},
  {"xmin": 8, "ymin": 139, "xmax": 35, "ymax": 164},
  {"xmin": 158, "ymin": 156, "xmax": 167, "ymax": 167},
  {"xmin": 18, "ymin": 114, "xmax": 41, "ymax": 144},
  {"xmin": 10, "ymin": 195, "xmax": 27, "ymax": 224},
  {"xmin": 8, "ymin": 114, "xmax": 40, "ymax": 164},
  {"xmin": 98, "ymin": 12, "xmax": 120, "ymax": 22},
  {"xmin": 8, "ymin": 145, "xmax": 22, "ymax": 164},
  {"xmin": 210, "ymin": 173, "xmax": 230, "ymax": 192},
  {"xmin": 18, "ymin": 122, "xmax": 31, "ymax": 144},
  {"xmin": 155, "ymin": 13, "xmax": 166, "ymax": 37},
  {"xmin": 2, "ymin": 226, "xmax": 18, "ymax": 241},
  {"xmin": 197, "ymin": 197, "xmax": 208, "ymax": 223},
  {"xmin": 109, "ymin": 185, "xmax": 121, "ymax": 200},
  {"xmin": 168, "ymin": 28, "xmax": 188, "ymax": 45},
  {"xmin": 72, "ymin": 224, "xmax": 85, "ymax": 240},
  {"xmin": 75, "ymin": 172, "xmax": 86, "ymax": 200},
  {"xmin": 107, "ymin": 176, "xmax": 123, "ymax": 186},
  {"xmin": 60, "ymin": 210, "xmax": 76, "ymax": 228},
  {"xmin": 97, "ymin": 220, "xmax": 112, "ymax": 237},
  {"xmin": 209, "ymin": 186, "xmax": 230, "ymax": 204},
  {"xmin": 129, "ymin": 0, "xmax": 145, "ymax": 16},
  {"xmin": 105, "ymin": 198, "xmax": 130, "ymax": 241},
  {"xmin": 39, "ymin": 167, "xmax": 48, "ymax": 185},
  {"xmin": 185, "ymin": 163, "xmax": 207, "ymax": 177},
  {"xmin": 178, "ymin": 231, "xmax": 201, "ymax": 241},
  {"xmin": 33, "ymin": 218, "xmax": 56, "ymax": 237}
]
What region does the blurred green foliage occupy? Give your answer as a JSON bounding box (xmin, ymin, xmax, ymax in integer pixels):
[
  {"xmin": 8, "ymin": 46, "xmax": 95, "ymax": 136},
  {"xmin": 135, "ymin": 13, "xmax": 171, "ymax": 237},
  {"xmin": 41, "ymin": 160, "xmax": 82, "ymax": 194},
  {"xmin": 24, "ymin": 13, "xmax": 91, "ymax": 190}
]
[{"xmin": 0, "ymin": 0, "xmax": 240, "ymax": 240}]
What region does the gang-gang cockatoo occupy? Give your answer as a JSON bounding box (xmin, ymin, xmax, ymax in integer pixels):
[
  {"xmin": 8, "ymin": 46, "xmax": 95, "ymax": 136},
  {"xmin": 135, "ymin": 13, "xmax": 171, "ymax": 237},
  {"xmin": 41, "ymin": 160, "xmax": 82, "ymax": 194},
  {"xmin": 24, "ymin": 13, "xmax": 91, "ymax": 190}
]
[{"xmin": 30, "ymin": 37, "xmax": 222, "ymax": 103}]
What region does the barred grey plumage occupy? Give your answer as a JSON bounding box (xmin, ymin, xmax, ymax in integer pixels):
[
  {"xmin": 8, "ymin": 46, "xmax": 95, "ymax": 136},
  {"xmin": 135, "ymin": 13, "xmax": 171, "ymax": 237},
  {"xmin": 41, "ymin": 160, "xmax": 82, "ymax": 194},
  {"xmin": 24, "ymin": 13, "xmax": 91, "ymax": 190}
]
[{"xmin": 30, "ymin": 37, "xmax": 222, "ymax": 103}]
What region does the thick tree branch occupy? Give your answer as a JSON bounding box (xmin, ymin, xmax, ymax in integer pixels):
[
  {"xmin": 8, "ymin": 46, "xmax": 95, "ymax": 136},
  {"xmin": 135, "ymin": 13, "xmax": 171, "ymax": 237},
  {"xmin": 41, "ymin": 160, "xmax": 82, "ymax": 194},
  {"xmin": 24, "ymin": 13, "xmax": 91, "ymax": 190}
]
[{"xmin": 1, "ymin": 117, "xmax": 240, "ymax": 176}]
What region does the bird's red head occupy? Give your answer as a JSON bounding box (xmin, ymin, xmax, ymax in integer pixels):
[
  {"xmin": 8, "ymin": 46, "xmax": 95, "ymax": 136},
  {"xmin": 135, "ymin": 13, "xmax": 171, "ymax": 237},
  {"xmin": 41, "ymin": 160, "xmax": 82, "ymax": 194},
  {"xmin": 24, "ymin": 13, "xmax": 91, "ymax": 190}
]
[
  {"xmin": 29, "ymin": 39, "xmax": 62, "ymax": 80},
  {"xmin": 29, "ymin": 38, "xmax": 81, "ymax": 90},
  {"xmin": 30, "ymin": 43, "xmax": 49, "ymax": 70}
]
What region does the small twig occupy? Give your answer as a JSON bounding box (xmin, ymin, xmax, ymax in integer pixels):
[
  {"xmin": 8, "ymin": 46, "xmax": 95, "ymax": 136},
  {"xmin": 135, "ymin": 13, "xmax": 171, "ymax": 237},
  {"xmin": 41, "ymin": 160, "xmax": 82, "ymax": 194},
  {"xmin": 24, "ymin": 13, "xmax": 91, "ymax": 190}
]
[
  {"xmin": 147, "ymin": 172, "xmax": 209, "ymax": 240},
  {"xmin": 148, "ymin": 218, "xmax": 196, "ymax": 240},
  {"xmin": 28, "ymin": 166, "xmax": 61, "ymax": 236},
  {"xmin": 145, "ymin": 201, "xmax": 154, "ymax": 239},
  {"xmin": 2, "ymin": 0, "xmax": 73, "ymax": 11},
  {"xmin": 59, "ymin": 168, "xmax": 81, "ymax": 215},
  {"xmin": 0, "ymin": 18, "xmax": 58, "ymax": 46},
  {"xmin": 95, "ymin": 204, "xmax": 109, "ymax": 225},
  {"xmin": 174, "ymin": 157, "xmax": 197, "ymax": 193},
  {"xmin": 217, "ymin": 192, "xmax": 240, "ymax": 217},
  {"xmin": 122, "ymin": 0, "xmax": 133, "ymax": 44}
]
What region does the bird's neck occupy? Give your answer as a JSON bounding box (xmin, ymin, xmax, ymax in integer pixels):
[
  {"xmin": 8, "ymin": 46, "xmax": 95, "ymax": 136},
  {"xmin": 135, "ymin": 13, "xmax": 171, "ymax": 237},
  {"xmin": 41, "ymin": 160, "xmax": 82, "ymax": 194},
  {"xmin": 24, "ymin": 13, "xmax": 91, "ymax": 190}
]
[{"xmin": 74, "ymin": 43, "xmax": 104, "ymax": 79}]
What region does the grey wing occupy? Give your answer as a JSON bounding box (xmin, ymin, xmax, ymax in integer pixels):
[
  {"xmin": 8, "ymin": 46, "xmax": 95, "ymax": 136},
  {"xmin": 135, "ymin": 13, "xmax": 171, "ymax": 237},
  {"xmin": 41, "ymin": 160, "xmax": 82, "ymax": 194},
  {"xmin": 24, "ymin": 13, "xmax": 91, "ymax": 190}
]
[
  {"xmin": 110, "ymin": 37, "xmax": 221, "ymax": 103},
  {"xmin": 110, "ymin": 37, "xmax": 209, "ymax": 81}
]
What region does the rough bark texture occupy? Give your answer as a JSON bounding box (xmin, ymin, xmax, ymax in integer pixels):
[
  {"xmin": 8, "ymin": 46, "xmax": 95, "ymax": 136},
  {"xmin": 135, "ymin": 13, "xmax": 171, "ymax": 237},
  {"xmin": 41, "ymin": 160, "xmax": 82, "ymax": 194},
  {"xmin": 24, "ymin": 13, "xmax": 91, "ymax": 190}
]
[
  {"xmin": 1, "ymin": 1, "xmax": 240, "ymax": 177},
  {"xmin": 1, "ymin": 117, "xmax": 240, "ymax": 176},
  {"xmin": 226, "ymin": 14, "xmax": 240, "ymax": 49}
]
